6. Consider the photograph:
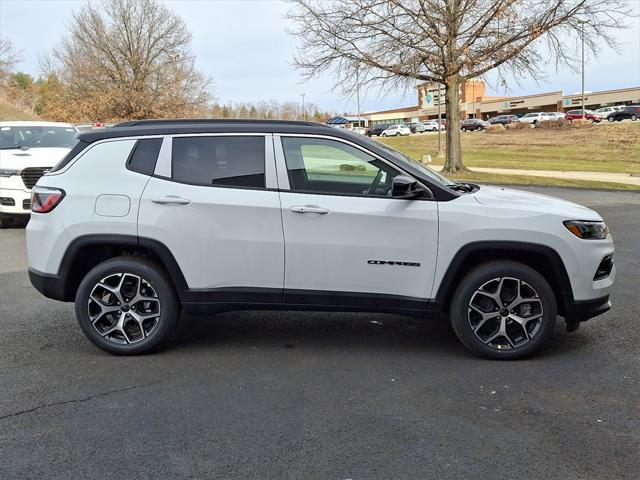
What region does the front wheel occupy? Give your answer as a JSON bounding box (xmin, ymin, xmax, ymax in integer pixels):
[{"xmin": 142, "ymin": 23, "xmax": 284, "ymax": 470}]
[
  {"xmin": 75, "ymin": 257, "xmax": 180, "ymax": 355},
  {"xmin": 381, "ymin": 133, "xmax": 387, "ymax": 137},
  {"xmin": 608, "ymin": 116, "xmax": 614, "ymax": 122},
  {"xmin": 632, "ymin": 115, "xmax": 638, "ymax": 121},
  {"xmin": 450, "ymin": 261, "xmax": 557, "ymax": 359}
]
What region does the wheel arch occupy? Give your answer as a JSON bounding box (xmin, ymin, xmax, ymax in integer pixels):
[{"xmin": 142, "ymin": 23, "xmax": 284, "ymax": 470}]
[
  {"xmin": 57, "ymin": 234, "xmax": 188, "ymax": 302},
  {"xmin": 434, "ymin": 241, "xmax": 573, "ymax": 317}
]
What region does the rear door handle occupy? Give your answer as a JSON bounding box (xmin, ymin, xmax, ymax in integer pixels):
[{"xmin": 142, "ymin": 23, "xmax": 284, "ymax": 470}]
[
  {"xmin": 151, "ymin": 196, "xmax": 191, "ymax": 205},
  {"xmin": 290, "ymin": 205, "xmax": 329, "ymax": 215}
]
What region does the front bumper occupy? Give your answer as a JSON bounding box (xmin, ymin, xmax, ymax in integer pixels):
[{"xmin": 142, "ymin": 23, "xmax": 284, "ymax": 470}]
[
  {"xmin": 563, "ymin": 295, "xmax": 611, "ymax": 323},
  {"xmin": 0, "ymin": 188, "xmax": 31, "ymax": 215}
]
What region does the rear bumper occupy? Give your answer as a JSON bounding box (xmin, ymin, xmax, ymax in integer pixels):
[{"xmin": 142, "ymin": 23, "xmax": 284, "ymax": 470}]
[
  {"xmin": 564, "ymin": 295, "xmax": 611, "ymax": 323},
  {"xmin": 28, "ymin": 268, "xmax": 68, "ymax": 301}
]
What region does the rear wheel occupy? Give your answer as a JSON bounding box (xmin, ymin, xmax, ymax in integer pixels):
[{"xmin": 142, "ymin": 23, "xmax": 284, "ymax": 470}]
[
  {"xmin": 450, "ymin": 261, "xmax": 556, "ymax": 359},
  {"xmin": 608, "ymin": 116, "xmax": 614, "ymax": 122},
  {"xmin": 632, "ymin": 115, "xmax": 638, "ymax": 121},
  {"xmin": 75, "ymin": 257, "xmax": 179, "ymax": 355}
]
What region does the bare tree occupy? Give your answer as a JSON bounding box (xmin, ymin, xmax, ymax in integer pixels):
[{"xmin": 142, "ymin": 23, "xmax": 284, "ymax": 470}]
[
  {"xmin": 287, "ymin": 0, "xmax": 629, "ymax": 172},
  {"xmin": 0, "ymin": 38, "xmax": 21, "ymax": 84},
  {"xmin": 48, "ymin": 0, "xmax": 211, "ymax": 121}
]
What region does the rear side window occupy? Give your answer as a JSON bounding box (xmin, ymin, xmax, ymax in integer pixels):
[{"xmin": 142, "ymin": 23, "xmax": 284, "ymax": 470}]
[
  {"xmin": 127, "ymin": 138, "xmax": 162, "ymax": 175},
  {"xmin": 171, "ymin": 136, "xmax": 265, "ymax": 188}
]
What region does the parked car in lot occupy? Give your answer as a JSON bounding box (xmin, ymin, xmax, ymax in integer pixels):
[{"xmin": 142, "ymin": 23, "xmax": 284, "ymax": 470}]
[
  {"xmin": 381, "ymin": 124, "xmax": 411, "ymax": 136},
  {"xmin": 422, "ymin": 120, "xmax": 444, "ymax": 131},
  {"xmin": 565, "ymin": 109, "xmax": 602, "ymax": 123},
  {"xmin": 488, "ymin": 115, "xmax": 518, "ymax": 125},
  {"xmin": 542, "ymin": 112, "xmax": 566, "ymax": 120},
  {"xmin": 460, "ymin": 118, "xmax": 491, "ymax": 131},
  {"xmin": 0, "ymin": 121, "xmax": 78, "ymax": 228},
  {"xmin": 606, "ymin": 105, "xmax": 640, "ymax": 122},
  {"xmin": 26, "ymin": 119, "xmax": 615, "ymax": 359},
  {"xmin": 518, "ymin": 112, "xmax": 548, "ymax": 125},
  {"xmin": 366, "ymin": 123, "xmax": 392, "ymax": 137},
  {"xmin": 407, "ymin": 122, "xmax": 428, "ymax": 133},
  {"xmin": 595, "ymin": 106, "xmax": 621, "ymax": 117}
]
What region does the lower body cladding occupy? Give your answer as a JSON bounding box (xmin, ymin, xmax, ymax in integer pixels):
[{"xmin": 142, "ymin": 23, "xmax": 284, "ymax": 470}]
[{"xmin": 29, "ymin": 267, "xmax": 610, "ymax": 325}]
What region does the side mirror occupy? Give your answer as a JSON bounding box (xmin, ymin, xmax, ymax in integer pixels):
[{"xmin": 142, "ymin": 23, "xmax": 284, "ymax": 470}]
[{"xmin": 391, "ymin": 175, "xmax": 425, "ymax": 199}]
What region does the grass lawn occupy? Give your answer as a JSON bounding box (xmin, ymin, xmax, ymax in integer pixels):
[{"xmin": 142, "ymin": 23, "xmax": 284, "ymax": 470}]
[
  {"xmin": 378, "ymin": 122, "xmax": 640, "ymax": 175},
  {"xmin": 443, "ymin": 171, "xmax": 639, "ymax": 191}
]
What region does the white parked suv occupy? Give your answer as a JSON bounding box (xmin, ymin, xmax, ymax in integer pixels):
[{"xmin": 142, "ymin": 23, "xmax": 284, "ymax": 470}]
[
  {"xmin": 381, "ymin": 124, "xmax": 411, "ymax": 136},
  {"xmin": 518, "ymin": 112, "xmax": 547, "ymax": 125},
  {"xmin": 0, "ymin": 121, "xmax": 78, "ymax": 227},
  {"xmin": 26, "ymin": 120, "xmax": 615, "ymax": 358}
]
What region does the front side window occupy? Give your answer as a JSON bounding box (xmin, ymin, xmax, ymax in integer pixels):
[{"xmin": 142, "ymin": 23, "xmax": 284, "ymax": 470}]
[
  {"xmin": 281, "ymin": 137, "xmax": 400, "ymax": 197},
  {"xmin": 172, "ymin": 136, "xmax": 265, "ymax": 188}
]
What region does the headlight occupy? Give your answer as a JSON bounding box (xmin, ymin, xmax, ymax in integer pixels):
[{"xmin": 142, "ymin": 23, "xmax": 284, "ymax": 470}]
[
  {"xmin": 564, "ymin": 220, "xmax": 609, "ymax": 240},
  {"xmin": 0, "ymin": 168, "xmax": 20, "ymax": 177}
]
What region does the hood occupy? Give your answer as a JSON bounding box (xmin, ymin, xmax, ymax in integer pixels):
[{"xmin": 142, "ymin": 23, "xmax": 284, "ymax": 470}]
[
  {"xmin": 473, "ymin": 185, "xmax": 601, "ymax": 220},
  {"xmin": 0, "ymin": 147, "xmax": 70, "ymax": 170}
]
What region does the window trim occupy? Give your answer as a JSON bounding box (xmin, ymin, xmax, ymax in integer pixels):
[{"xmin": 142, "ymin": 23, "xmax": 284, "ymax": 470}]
[
  {"xmin": 274, "ymin": 133, "xmax": 434, "ymax": 200},
  {"xmin": 156, "ymin": 133, "xmax": 276, "ymax": 190}
]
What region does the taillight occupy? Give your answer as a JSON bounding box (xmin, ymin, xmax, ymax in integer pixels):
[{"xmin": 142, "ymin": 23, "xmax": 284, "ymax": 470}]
[{"xmin": 31, "ymin": 186, "xmax": 65, "ymax": 213}]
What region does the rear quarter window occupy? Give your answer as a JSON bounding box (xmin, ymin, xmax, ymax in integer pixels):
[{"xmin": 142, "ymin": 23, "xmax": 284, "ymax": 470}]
[{"xmin": 126, "ymin": 138, "xmax": 163, "ymax": 175}]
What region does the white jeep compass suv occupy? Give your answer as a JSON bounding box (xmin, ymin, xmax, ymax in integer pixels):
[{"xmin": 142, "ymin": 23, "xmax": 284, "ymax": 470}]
[
  {"xmin": 0, "ymin": 121, "xmax": 78, "ymax": 227},
  {"xmin": 26, "ymin": 120, "xmax": 615, "ymax": 358}
]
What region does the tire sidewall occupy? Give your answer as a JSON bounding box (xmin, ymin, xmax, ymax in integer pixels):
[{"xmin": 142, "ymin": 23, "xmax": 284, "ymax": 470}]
[
  {"xmin": 450, "ymin": 261, "xmax": 557, "ymax": 359},
  {"xmin": 75, "ymin": 257, "xmax": 179, "ymax": 355}
]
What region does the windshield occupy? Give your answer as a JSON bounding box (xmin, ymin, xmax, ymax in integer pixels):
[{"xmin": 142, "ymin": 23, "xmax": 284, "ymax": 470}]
[
  {"xmin": 364, "ymin": 137, "xmax": 453, "ymax": 187},
  {"xmin": 0, "ymin": 126, "xmax": 78, "ymax": 150}
]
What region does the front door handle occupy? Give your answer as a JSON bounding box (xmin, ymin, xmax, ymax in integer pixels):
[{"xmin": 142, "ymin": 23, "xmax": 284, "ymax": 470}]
[
  {"xmin": 290, "ymin": 205, "xmax": 329, "ymax": 215},
  {"xmin": 151, "ymin": 196, "xmax": 191, "ymax": 205}
]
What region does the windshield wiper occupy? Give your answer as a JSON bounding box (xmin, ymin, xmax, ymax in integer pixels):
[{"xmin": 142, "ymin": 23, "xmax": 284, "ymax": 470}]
[{"xmin": 0, "ymin": 145, "xmax": 30, "ymax": 150}]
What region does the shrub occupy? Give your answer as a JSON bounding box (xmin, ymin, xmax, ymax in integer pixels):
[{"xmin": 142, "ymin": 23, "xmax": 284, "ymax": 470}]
[
  {"xmin": 569, "ymin": 118, "xmax": 593, "ymax": 128},
  {"xmin": 486, "ymin": 123, "xmax": 506, "ymax": 133},
  {"xmin": 536, "ymin": 119, "xmax": 571, "ymax": 129},
  {"xmin": 505, "ymin": 121, "xmax": 528, "ymax": 130}
]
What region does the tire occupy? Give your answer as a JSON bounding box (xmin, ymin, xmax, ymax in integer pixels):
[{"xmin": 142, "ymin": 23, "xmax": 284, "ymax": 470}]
[
  {"xmin": 395, "ymin": 132, "xmax": 400, "ymax": 136},
  {"xmin": 632, "ymin": 115, "xmax": 637, "ymax": 121},
  {"xmin": 461, "ymin": 127, "xmax": 466, "ymax": 132},
  {"xmin": 477, "ymin": 126, "xmax": 483, "ymax": 131},
  {"xmin": 0, "ymin": 215, "xmax": 14, "ymax": 229},
  {"xmin": 382, "ymin": 133, "xmax": 387, "ymax": 137},
  {"xmin": 450, "ymin": 261, "xmax": 557, "ymax": 360},
  {"xmin": 75, "ymin": 256, "xmax": 180, "ymax": 355},
  {"xmin": 608, "ymin": 116, "xmax": 614, "ymax": 122}
]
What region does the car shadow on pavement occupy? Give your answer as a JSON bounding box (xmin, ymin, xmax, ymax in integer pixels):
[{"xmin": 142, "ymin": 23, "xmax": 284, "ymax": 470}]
[
  {"xmin": 168, "ymin": 311, "xmax": 465, "ymax": 356},
  {"xmin": 164, "ymin": 311, "xmax": 592, "ymax": 359}
]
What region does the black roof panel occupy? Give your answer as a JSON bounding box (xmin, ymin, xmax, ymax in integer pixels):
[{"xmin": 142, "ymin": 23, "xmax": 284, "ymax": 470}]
[{"xmin": 77, "ymin": 119, "xmax": 337, "ymax": 143}]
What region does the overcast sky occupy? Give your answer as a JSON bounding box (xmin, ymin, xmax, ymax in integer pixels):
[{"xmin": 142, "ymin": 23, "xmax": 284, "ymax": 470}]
[{"xmin": 1, "ymin": 0, "xmax": 639, "ymax": 113}]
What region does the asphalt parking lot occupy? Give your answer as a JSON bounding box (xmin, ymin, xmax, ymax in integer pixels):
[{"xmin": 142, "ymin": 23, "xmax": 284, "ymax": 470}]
[{"xmin": 1, "ymin": 186, "xmax": 639, "ymax": 480}]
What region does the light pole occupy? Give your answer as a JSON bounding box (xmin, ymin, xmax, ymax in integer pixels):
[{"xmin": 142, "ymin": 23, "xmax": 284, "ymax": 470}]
[
  {"xmin": 580, "ymin": 20, "xmax": 586, "ymax": 119},
  {"xmin": 472, "ymin": 80, "xmax": 476, "ymax": 119},
  {"xmin": 437, "ymin": 84, "xmax": 443, "ymax": 158},
  {"xmin": 356, "ymin": 68, "xmax": 361, "ymax": 129},
  {"xmin": 300, "ymin": 93, "xmax": 306, "ymax": 121}
]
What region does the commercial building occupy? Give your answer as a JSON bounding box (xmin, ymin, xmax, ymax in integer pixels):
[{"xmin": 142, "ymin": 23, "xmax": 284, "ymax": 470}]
[{"xmin": 363, "ymin": 81, "xmax": 640, "ymax": 125}]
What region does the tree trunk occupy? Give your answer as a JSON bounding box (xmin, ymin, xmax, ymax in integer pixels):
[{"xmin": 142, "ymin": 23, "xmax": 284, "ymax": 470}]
[{"xmin": 442, "ymin": 75, "xmax": 465, "ymax": 173}]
